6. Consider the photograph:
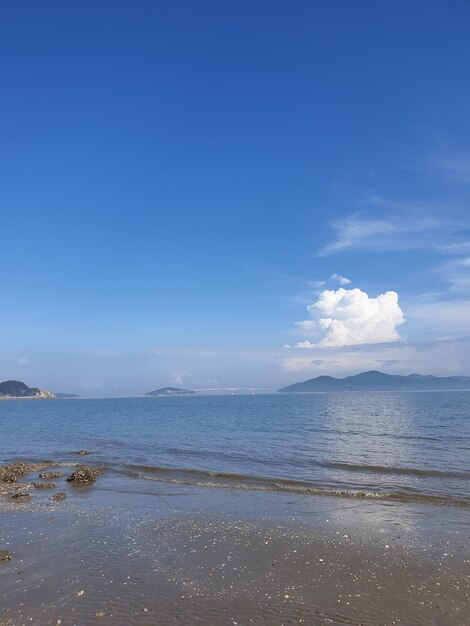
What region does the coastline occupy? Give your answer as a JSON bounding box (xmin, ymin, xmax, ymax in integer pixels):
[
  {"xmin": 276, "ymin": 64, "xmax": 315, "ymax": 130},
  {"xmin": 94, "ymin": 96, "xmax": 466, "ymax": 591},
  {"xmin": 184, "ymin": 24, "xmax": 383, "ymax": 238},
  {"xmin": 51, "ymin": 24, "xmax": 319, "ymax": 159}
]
[{"xmin": 1, "ymin": 458, "xmax": 469, "ymax": 625}]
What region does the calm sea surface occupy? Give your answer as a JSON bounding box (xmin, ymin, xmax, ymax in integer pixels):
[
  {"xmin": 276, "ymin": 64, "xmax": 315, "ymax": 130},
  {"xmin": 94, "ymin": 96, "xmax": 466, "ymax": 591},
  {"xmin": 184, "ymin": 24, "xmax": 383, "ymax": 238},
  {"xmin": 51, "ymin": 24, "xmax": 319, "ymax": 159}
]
[{"xmin": 1, "ymin": 392, "xmax": 469, "ymax": 507}]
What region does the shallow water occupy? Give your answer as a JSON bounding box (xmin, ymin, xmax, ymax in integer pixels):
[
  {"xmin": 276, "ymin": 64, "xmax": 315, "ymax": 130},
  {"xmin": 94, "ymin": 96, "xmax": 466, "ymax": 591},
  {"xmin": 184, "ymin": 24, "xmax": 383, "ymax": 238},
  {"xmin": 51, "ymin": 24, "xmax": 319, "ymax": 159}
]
[{"xmin": 1, "ymin": 392, "xmax": 469, "ymax": 506}]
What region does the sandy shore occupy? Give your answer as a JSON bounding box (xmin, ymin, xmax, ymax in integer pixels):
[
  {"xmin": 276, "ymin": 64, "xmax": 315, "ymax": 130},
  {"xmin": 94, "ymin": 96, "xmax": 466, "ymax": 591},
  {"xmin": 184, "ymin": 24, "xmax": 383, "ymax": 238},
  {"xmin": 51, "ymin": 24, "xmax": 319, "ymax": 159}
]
[{"xmin": 1, "ymin": 463, "xmax": 469, "ymax": 625}]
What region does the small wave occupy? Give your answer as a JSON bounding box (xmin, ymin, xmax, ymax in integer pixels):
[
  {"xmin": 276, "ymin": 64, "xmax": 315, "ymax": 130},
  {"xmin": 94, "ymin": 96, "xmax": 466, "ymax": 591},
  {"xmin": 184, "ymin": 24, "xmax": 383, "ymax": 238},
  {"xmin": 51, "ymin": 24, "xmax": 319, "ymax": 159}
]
[
  {"xmin": 316, "ymin": 461, "xmax": 470, "ymax": 479},
  {"xmin": 122, "ymin": 464, "xmax": 470, "ymax": 508}
]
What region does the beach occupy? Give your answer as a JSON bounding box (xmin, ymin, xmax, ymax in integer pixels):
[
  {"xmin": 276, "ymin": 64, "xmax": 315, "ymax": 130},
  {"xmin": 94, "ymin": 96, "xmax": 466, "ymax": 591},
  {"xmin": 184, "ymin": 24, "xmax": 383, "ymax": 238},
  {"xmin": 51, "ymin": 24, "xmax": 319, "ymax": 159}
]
[
  {"xmin": 1, "ymin": 458, "xmax": 469, "ymax": 625},
  {"xmin": 1, "ymin": 394, "xmax": 469, "ymax": 624}
]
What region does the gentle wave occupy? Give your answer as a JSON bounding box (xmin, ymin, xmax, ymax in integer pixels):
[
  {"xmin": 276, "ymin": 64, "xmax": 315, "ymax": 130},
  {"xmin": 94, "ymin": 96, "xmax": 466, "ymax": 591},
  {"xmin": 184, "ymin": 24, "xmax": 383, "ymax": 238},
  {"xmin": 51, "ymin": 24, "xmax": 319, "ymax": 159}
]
[
  {"xmin": 147, "ymin": 447, "xmax": 470, "ymax": 479},
  {"xmin": 143, "ymin": 447, "xmax": 470, "ymax": 479},
  {"xmin": 315, "ymin": 461, "xmax": 470, "ymax": 478},
  {"xmin": 123, "ymin": 464, "xmax": 470, "ymax": 508}
]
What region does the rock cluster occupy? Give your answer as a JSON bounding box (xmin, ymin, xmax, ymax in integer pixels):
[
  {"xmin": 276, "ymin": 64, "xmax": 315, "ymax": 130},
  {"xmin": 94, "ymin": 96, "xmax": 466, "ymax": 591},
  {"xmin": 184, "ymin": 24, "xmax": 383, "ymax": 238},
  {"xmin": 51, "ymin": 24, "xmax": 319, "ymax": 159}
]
[
  {"xmin": 0, "ymin": 461, "xmax": 30, "ymax": 483},
  {"xmin": 66, "ymin": 467, "xmax": 102, "ymax": 484},
  {"xmin": 0, "ymin": 459, "xmax": 103, "ymax": 504}
]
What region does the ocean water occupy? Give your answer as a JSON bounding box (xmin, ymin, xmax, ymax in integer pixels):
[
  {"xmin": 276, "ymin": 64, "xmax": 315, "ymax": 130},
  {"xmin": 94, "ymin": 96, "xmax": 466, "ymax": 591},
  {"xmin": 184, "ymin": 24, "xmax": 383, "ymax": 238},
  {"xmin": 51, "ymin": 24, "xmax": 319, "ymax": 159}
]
[{"xmin": 1, "ymin": 392, "xmax": 469, "ymax": 507}]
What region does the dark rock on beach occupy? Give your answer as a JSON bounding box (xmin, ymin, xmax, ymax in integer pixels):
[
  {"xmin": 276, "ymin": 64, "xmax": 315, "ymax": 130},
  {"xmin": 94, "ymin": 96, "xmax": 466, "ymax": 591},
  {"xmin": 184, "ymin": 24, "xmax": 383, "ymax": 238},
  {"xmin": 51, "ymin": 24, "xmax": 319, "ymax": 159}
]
[
  {"xmin": 33, "ymin": 482, "xmax": 57, "ymax": 489},
  {"xmin": 0, "ymin": 461, "xmax": 59, "ymax": 487},
  {"xmin": 10, "ymin": 492, "xmax": 31, "ymax": 503},
  {"xmin": 67, "ymin": 467, "xmax": 102, "ymax": 484},
  {"xmin": 39, "ymin": 471, "xmax": 66, "ymax": 479},
  {"xmin": 0, "ymin": 550, "xmax": 12, "ymax": 562},
  {"xmin": 0, "ymin": 461, "xmax": 30, "ymax": 483},
  {"xmin": 50, "ymin": 492, "xmax": 67, "ymax": 502}
]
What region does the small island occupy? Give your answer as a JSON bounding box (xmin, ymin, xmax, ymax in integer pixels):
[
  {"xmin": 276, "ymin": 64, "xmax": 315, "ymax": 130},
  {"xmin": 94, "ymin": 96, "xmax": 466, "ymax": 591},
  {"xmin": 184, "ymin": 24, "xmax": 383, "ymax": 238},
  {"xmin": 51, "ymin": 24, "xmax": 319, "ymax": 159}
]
[
  {"xmin": 146, "ymin": 386, "xmax": 196, "ymax": 396},
  {"xmin": 0, "ymin": 380, "xmax": 55, "ymax": 399}
]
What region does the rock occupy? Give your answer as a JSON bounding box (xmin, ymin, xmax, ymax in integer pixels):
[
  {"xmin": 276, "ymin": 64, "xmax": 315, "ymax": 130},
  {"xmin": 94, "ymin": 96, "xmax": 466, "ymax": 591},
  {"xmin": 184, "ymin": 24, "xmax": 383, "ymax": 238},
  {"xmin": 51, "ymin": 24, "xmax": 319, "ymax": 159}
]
[
  {"xmin": 10, "ymin": 492, "xmax": 31, "ymax": 503},
  {"xmin": 33, "ymin": 482, "xmax": 57, "ymax": 489},
  {"xmin": 39, "ymin": 471, "xmax": 65, "ymax": 479},
  {"xmin": 74, "ymin": 450, "xmax": 90, "ymax": 455},
  {"xmin": 0, "ymin": 461, "xmax": 57, "ymax": 484},
  {"xmin": 66, "ymin": 466, "xmax": 102, "ymax": 484},
  {"xmin": 0, "ymin": 550, "xmax": 12, "ymax": 562},
  {"xmin": 0, "ymin": 461, "xmax": 29, "ymax": 483},
  {"xmin": 50, "ymin": 492, "xmax": 67, "ymax": 501},
  {"xmin": 95, "ymin": 611, "xmax": 106, "ymax": 617}
]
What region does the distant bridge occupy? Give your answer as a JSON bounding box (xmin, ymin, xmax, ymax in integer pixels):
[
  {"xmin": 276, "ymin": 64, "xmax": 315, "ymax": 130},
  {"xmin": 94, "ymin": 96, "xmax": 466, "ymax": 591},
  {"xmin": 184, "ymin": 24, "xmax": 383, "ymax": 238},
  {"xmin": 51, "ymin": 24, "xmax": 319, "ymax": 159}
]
[{"xmin": 193, "ymin": 387, "xmax": 277, "ymax": 396}]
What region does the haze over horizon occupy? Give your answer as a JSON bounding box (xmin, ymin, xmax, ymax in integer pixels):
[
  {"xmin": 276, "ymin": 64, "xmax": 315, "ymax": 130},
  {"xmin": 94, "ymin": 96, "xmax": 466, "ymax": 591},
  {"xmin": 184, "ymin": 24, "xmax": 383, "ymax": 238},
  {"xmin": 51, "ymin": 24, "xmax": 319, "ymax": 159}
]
[{"xmin": 2, "ymin": 1, "xmax": 470, "ymax": 396}]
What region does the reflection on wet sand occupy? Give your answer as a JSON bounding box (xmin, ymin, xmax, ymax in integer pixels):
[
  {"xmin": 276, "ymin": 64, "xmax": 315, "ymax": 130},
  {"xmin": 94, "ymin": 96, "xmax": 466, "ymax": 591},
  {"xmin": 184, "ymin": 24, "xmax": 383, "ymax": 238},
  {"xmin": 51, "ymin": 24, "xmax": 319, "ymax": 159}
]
[{"xmin": 1, "ymin": 469, "xmax": 469, "ymax": 626}]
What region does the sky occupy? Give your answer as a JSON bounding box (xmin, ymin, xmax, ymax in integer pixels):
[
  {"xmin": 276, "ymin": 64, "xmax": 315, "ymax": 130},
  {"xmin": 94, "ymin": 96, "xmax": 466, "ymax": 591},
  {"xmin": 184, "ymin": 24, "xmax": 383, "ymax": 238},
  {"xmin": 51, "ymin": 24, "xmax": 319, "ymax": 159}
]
[{"xmin": 1, "ymin": 1, "xmax": 470, "ymax": 395}]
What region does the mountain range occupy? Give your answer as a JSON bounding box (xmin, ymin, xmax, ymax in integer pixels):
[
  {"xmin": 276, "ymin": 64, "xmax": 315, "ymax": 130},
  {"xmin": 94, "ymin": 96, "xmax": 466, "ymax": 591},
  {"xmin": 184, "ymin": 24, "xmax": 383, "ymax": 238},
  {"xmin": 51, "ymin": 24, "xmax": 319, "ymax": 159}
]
[{"xmin": 279, "ymin": 370, "xmax": 470, "ymax": 393}]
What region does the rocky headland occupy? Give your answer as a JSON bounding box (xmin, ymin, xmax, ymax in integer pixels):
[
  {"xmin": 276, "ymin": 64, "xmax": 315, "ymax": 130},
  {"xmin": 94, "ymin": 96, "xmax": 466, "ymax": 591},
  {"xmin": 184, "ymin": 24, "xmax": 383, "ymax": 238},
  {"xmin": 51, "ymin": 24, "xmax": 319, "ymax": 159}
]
[{"xmin": 0, "ymin": 380, "xmax": 55, "ymax": 399}]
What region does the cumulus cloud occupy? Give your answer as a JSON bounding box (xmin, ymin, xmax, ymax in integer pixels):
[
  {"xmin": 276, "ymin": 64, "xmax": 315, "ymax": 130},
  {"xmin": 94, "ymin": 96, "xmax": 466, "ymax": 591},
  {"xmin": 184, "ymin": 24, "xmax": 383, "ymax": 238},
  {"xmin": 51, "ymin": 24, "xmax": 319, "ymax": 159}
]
[{"xmin": 294, "ymin": 288, "xmax": 405, "ymax": 348}]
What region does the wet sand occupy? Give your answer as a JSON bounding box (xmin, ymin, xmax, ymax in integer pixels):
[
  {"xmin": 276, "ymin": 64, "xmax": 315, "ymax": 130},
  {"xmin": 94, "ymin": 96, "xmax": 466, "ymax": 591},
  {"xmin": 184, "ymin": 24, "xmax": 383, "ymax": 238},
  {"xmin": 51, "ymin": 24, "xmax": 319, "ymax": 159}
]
[{"xmin": 1, "ymin": 464, "xmax": 469, "ymax": 625}]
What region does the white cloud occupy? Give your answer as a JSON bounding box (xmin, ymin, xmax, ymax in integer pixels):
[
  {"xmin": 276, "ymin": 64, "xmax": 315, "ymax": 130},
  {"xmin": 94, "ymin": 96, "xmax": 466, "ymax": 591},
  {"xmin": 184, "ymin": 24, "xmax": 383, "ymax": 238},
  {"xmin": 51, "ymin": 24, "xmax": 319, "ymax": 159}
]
[
  {"xmin": 17, "ymin": 357, "xmax": 31, "ymax": 365},
  {"xmin": 435, "ymin": 256, "xmax": 470, "ymax": 294},
  {"xmin": 279, "ymin": 339, "xmax": 470, "ymax": 377},
  {"xmin": 430, "ymin": 155, "xmax": 470, "ymax": 183},
  {"xmin": 406, "ymin": 297, "xmax": 470, "ymax": 333},
  {"xmin": 295, "ymin": 341, "xmax": 315, "ymax": 349},
  {"xmin": 438, "ymin": 241, "xmax": 470, "ymax": 255},
  {"xmin": 330, "ymin": 273, "xmax": 351, "ymax": 285},
  {"xmin": 169, "ymin": 374, "xmax": 184, "ymax": 385},
  {"xmin": 309, "ymin": 279, "xmax": 326, "ymax": 288},
  {"xmin": 294, "ymin": 288, "xmax": 405, "ymax": 348},
  {"xmin": 320, "ymin": 213, "xmax": 443, "ymax": 256}
]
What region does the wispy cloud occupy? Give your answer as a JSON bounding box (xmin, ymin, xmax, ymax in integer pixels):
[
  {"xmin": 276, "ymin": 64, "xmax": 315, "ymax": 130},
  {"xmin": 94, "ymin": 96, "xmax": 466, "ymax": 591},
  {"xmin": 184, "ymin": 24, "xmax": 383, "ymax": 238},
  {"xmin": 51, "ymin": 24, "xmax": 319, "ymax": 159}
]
[
  {"xmin": 330, "ymin": 273, "xmax": 351, "ymax": 285},
  {"xmin": 436, "ymin": 257, "xmax": 470, "ymax": 294},
  {"xmin": 279, "ymin": 338, "xmax": 470, "ymax": 377},
  {"xmin": 437, "ymin": 241, "xmax": 470, "ymax": 255},
  {"xmin": 319, "ymin": 212, "xmax": 443, "ymax": 256},
  {"xmin": 169, "ymin": 373, "xmax": 184, "ymax": 385},
  {"xmin": 405, "ymin": 297, "xmax": 470, "ymax": 333},
  {"xmin": 429, "ymin": 154, "xmax": 470, "ymax": 184}
]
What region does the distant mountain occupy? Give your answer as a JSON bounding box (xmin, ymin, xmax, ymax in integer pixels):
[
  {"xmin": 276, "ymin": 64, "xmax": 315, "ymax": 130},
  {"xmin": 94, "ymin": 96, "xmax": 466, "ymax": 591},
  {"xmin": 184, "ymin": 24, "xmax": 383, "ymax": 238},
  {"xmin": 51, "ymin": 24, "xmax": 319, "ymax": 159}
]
[
  {"xmin": 0, "ymin": 380, "xmax": 55, "ymax": 398},
  {"xmin": 146, "ymin": 386, "xmax": 195, "ymax": 396},
  {"xmin": 279, "ymin": 370, "xmax": 470, "ymax": 393},
  {"xmin": 54, "ymin": 392, "xmax": 85, "ymax": 398}
]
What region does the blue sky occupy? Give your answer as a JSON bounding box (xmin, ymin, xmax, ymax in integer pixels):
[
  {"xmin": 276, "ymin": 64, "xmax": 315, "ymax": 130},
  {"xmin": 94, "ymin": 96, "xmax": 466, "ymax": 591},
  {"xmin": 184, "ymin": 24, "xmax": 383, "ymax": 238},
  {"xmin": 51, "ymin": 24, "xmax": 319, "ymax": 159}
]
[{"xmin": 1, "ymin": 1, "xmax": 470, "ymax": 395}]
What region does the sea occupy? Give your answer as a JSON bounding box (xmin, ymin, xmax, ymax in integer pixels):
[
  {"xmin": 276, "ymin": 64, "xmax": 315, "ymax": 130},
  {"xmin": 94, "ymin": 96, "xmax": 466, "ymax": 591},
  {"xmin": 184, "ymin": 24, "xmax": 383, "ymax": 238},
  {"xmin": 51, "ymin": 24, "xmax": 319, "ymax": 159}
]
[{"xmin": 1, "ymin": 392, "xmax": 469, "ymax": 508}]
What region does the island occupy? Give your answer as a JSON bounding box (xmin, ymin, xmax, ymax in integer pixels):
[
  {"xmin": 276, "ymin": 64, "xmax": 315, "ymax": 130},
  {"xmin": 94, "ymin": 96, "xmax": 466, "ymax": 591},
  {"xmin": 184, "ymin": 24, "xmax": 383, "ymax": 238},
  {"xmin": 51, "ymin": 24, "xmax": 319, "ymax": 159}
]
[
  {"xmin": 146, "ymin": 386, "xmax": 196, "ymax": 396},
  {"xmin": 279, "ymin": 370, "xmax": 470, "ymax": 393},
  {"xmin": 0, "ymin": 380, "xmax": 55, "ymax": 399}
]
